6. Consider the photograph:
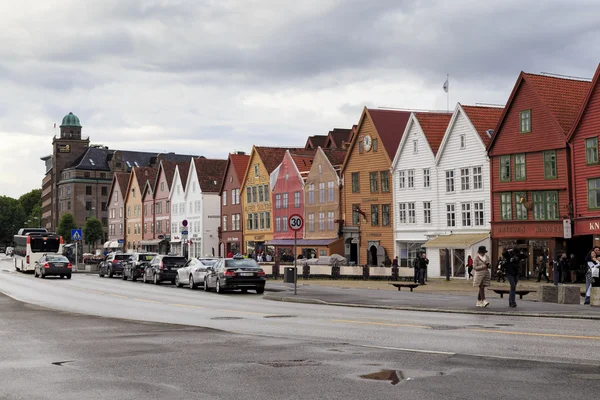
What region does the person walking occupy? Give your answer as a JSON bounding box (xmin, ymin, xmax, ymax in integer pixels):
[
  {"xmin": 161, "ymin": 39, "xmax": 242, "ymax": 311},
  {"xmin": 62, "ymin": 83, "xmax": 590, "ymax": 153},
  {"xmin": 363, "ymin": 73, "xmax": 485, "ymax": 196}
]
[
  {"xmin": 473, "ymin": 246, "xmax": 491, "ymax": 307},
  {"xmin": 504, "ymin": 249, "xmax": 519, "ymax": 308},
  {"xmin": 467, "ymin": 255, "xmax": 473, "ymax": 280},
  {"xmin": 417, "ymin": 253, "xmax": 429, "ymax": 285},
  {"xmin": 536, "ymin": 255, "xmax": 550, "ymax": 283},
  {"xmin": 496, "ymin": 257, "xmax": 506, "ymax": 283},
  {"xmin": 412, "ymin": 254, "xmax": 420, "ymax": 284},
  {"xmin": 584, "ymin": 250, "xmax": 599, "ymax": 305}
]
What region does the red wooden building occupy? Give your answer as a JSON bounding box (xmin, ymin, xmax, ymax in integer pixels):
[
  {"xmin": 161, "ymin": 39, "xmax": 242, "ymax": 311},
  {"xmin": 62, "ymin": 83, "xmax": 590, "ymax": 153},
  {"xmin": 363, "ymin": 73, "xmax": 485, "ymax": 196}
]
[
  {"xmin": 219, "ymin": 152, "xmax": 250, "ymax": 257},
  {"xmin": 488, "ymin": 72, "xmax": 590, "ymax": 276},
  {"xmin": 568, "ymin": 64, "xmax": 600, "ymax": 249}
]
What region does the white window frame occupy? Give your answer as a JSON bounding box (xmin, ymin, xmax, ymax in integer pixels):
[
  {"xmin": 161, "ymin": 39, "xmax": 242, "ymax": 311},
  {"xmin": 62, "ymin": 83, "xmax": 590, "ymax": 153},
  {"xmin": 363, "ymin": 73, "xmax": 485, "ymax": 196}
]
[
  {"xmin": 460, "ymin": 168, "xmax": 470, "ymax": 191},
  {"xmin": 398, "ymin": 171, "xmax": 406, "ymax": 189},
  {"xmin": 461, "ymin": 203, "xmax": 471, "ymax": 226},
  {"xmin": 408, "ymin": 203, "xmax": 416, "ymax": 224},
  {"xmin": 407, "ymin": 170, "xmax": 415, "ymax": 189},
  {"xmin": 446, "ymin": 170, "xmax": 455, "ymax": 193},
  {"xmin": 472, "ymin": 166, "xmax": 483, "ymax": 190},
  {"xmin": 474, "ymin": 202, "xmax": 484, "ymax": 226},
  {"xmin": 398, "ymin": 203, "xmax": 407, "ymax": 224},
  {"xmin": 446, "ymin": 204, "xmax": 456, "ymax": 227}
]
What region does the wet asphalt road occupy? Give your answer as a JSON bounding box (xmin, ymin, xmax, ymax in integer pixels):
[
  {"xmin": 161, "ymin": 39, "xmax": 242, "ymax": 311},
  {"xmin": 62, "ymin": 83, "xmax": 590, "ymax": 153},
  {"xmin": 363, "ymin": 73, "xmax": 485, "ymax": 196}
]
[{"xmin": 1, "ymin": 256, "xmax": 600, "ymax": 399}]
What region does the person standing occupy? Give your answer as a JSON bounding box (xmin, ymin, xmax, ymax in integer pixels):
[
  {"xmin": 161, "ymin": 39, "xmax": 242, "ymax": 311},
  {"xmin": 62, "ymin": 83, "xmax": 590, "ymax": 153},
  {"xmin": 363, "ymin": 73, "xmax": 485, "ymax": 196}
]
[
  {"xmin": 392, "ymin": 257, "xmax": 398, "ymax": 268},
  {"xmin": 496, "ymin": 257, "xmax": 506, "ymax": 283},
  {"xmin": 467, "ymin": 255, "xmax": 473, "ymax": 280},
  {"xmin": 473, "ymin": 246, "xmax": 491, "ymax": 307},
  {"xmin": 585, "ymin": 250, "xmax": 599, "ymax": 305},
  {"xmin": 570, "ymin": 254, "xmax": 578, "ymax": 283},
  {"xmin": 412, "ymin": 254, "xmax": 420, "ymax": 284},
  {"xmin": 417, "ymin": 253, "xmax": 429, "ymax": 285},
  {"xmin": 504, "ymin": 249, "xmax": 519, "ymax": 308},
  {"xmin": 536, "ymin": 255, "xmax": 550, "ymax": 283}
]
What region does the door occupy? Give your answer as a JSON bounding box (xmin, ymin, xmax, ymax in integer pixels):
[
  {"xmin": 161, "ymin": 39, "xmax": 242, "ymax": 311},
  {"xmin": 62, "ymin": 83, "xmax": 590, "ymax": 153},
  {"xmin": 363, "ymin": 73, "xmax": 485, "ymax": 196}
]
[
  {"xmin": 453, "ymin": 249, "xmax": 465, "ymax": 277},
  {"xmin": 350, "ymin": 244, "xmax": 358, "ymax": 265},
  {"xmin": 439, "ymin": 249, "xmax": 449, "ymax": 277},
  {"xmin": 368, "ymin": 245, "xmax": 378, "ymax": 266}
]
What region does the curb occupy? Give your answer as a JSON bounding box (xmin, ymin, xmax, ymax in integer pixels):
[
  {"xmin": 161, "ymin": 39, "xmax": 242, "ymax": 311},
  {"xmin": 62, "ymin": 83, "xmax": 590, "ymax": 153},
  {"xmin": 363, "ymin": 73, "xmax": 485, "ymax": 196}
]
[{"xmin": 263, "ymin": 293, "xmax": 600, "ymax": 320}]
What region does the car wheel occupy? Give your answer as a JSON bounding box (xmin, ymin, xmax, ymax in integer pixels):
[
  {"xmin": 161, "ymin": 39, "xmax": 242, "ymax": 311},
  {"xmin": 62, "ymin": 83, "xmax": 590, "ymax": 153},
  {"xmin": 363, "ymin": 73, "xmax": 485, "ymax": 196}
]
[
  {"xmin": 153, "ymin": 273, "xmax": 160, "ymax": 285},
  {"xmin": 34, "ymin": 268, "xmax": 38, "ymax": 278},
  {"xmin": 108, "ymin": 268, "xmax": 113, "ymax": 278},
  {"xmin": 204, "ymin": 279, "xmax": 210, "ymax": 292},
  {"xmin": 143, "ymin": 272, "xmax": 148, "ymax": 284},
  {"xmin": 256, "ymin": 287, "xmax": 265, "ymax": 294},
  {"xmin": 189, "ymin": 275, "xmax": 196, "ymax": 290},
  {"xmin": 66, "ymin": 274, "xmax": 72, "ymax": 280},
  {"xmin": 216, "ymin": 279, "xmax": 222, "ymax": 294},
  {"xmin": 60, "ymin": 274, "xmax": 65, "ymax": 279},
  {"xmin": 99, "ymin": 267, "xmax": 105, "ymax": 278},
  {"xmin": 175, "ymin": 275, "xmax": 183, "ymax": 288}
]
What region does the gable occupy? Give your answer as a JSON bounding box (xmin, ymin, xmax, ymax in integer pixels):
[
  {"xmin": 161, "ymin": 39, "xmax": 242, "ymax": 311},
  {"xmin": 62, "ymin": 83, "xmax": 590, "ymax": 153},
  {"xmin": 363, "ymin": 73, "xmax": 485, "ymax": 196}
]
[
  {"xmin": 125, "ymin": 170, "xmax": 141, "ymax": 204},
  {"xmin": 305, "ymin": 148, "xmax": 339, "ymax": 185},
  {"xmin": 568, "ymin": 64, "xmax": 600, "ymax": 142},
  {"xmin": 393, "ymin": 116, "xmax": 436, "ymax": 169},
  {"xmin": 273, "ymin": 152, "xmax": 304, "ymax": 193},
  {"xmin": 435, "ymin": 107, "xmax": 488, "ymax": 165}
]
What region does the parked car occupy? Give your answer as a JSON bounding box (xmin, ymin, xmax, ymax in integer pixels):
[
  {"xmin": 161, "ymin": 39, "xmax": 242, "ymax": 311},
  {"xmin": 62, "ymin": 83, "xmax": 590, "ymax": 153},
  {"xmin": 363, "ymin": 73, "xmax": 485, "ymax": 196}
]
[
  {"xmin": 98, "ymin": 253, "xmax": 132, "ymax": 278},
  {"xmin": 34, "ymin": 255, "xmax": 72, "ymax": 279},
  {"xmin": 122, "ymin": 252, "xmax": 158, "ymax": 281},
  {"xmin": 204, "ymin": 256, "xmax": 266, "ymax": 294},
  {"xmin": 143, "ymin": 255, "xmax": 188, "ymax": 285},
  {"xmin": 175, "ymin": 257, "xmax": 219, "ymax": 289}
]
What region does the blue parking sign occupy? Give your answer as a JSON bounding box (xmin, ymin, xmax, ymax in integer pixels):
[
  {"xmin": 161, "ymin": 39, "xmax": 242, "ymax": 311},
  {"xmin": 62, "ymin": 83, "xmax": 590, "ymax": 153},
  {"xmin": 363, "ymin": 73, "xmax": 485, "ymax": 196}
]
[{"xmin": 71, "ymin": 229, "xmax": 82, "ymax": 241}]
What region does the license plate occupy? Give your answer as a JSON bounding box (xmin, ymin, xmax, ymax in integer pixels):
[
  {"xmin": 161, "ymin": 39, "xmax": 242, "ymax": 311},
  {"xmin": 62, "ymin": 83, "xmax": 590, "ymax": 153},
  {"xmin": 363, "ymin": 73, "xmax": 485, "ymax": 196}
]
[
  {"xmin": 55, "ymin": 264, "xmax": 65, "ymax": 267},
  {"xmin": 240, "ymin": 272, "xmax": 254, "ymax": 277}
]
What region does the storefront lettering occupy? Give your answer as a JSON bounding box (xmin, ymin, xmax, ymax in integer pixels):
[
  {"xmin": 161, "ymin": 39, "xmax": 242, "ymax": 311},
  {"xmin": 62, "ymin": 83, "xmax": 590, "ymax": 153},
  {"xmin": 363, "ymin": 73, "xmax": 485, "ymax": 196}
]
[
  {"xmin": 361, "ymin": 198, "xmax": 378, "ymax": 203},
  {"xmin": 244, "ymin": 203, "xmax": 271, "ymax": 212},
  {"xmin": 590, "ymin": 222, "xmax": 600, "ymax": 231},
  {"xmin": 226, "ymin": 237, "xmax": 239, "ymax": 242},
  {"xmin": 496, "ymin": 226, "xmax": 525, "ymax": 233},
  {"xmin": 207, "ymin": 215, "xmax": 220, "ymax": 218},
  {"xmin": 534, "ymin": 226, "xmax": 561, "ymax": 233},
  {"xmin": 366, "ymin": 232, "xmax": 382, "ymax": 237},
  {"xmin": 252, "ymin": 235, "xmax": 265, "ymax": 241}
]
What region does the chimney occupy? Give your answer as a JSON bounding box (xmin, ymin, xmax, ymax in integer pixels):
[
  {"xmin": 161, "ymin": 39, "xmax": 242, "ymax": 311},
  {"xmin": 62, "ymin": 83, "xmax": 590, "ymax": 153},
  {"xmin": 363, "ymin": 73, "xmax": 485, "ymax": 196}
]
[{"xmin": 235, "ymin": 151, "xmax": 245, "ymax": 155}]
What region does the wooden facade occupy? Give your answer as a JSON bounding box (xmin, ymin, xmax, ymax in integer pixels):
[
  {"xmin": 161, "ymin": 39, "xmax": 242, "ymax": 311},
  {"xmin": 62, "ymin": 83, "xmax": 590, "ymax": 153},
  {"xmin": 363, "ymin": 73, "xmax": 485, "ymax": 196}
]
[
  {"xmin": 219, "ymin": 153, "xmax": 249, "ymax": 256},
  {"xmin": 124, "ymin": 168, "xmax": 145, "ymax": 252}
]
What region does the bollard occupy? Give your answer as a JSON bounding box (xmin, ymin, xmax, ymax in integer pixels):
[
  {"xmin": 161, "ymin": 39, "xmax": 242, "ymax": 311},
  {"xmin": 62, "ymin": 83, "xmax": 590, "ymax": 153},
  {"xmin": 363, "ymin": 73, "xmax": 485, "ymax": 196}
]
[
  {"xmin": 591, "ymin": 288, "xmax": 600, "ymax": 306},
  {"xmin": 558, "ymin": 285, "xmax": 580, "ymax": 304},
  {"xmin": 539, "ymin": 285, "xmax": 558, "ymax": 303}
]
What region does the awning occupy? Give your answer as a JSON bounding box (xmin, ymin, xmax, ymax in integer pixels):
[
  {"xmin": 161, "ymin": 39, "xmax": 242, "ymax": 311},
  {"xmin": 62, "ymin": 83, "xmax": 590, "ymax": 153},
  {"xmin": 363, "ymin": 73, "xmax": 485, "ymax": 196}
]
[
  {"xmin": 423, "ymin": 233, "xmax": 489, "ymax": 249},
  {"xmin": 139, "ymin": 239, "xmax": 163, "ymax": 246},
  {"xmin": 103, "ymin": 241, "xmax": 120, "ymax": 248},
  {"xmin": 265, "ymin": 238, "xmax": 341, "ymax": 246}
]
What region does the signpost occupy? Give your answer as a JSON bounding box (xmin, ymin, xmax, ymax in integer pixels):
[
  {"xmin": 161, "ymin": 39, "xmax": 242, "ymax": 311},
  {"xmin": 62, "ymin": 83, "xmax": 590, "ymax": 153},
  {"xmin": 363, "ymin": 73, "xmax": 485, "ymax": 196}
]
[
  {"xmin": 181, "ymin": 220, "xmax": 189, "ymax": 258},
  {"xmin": 288, "ymin": 214, "xmax": 304, "ymax": 295},
  {"xmin": 71, "ymin": 229, "xmax": 82, "ymax": 269}
]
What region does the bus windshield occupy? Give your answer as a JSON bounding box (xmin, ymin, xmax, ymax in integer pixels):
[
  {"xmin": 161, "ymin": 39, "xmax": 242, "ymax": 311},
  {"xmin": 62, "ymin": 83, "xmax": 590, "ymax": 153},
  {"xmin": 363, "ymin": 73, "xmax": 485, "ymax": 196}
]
[{"xmin": 30, "ymin": 237, "xmax": 61, "ymax": 253}]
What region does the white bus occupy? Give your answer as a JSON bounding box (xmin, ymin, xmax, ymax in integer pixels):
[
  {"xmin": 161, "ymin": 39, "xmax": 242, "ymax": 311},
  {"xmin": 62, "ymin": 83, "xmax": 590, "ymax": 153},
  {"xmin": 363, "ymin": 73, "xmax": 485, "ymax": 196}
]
[{"xmin": 14, "ymin": 232, "xmax": 64, "ymax": 273}]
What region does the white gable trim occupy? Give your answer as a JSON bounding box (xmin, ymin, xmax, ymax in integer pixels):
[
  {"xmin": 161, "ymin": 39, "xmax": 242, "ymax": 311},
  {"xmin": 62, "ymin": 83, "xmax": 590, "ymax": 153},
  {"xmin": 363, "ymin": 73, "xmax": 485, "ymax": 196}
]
[{"xmin": 391, "ymin": 113, "xmax": 436, "ymax": 171}]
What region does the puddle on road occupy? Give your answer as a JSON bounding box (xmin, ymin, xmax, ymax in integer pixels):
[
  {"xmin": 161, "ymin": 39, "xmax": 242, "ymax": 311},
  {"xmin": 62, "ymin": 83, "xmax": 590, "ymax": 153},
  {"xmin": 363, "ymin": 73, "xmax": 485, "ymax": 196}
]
[{"xmin": 360, "ymin": 369, "xmax": 445, "ymax": 385}]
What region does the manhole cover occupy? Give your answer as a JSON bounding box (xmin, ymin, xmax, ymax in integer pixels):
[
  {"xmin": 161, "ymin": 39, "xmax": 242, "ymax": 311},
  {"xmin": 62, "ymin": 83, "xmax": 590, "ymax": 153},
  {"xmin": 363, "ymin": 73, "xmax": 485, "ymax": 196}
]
[
  {"xmin": 211, "ymin": 317, "xmax": 244, "ymax": 320},
  {"xmin": 259, "ymin": 360, "xmax": 320, "ymax": 368},
  {"xmin": 264, "ymin": 315, "xmax": 297, "ymax": 319}
]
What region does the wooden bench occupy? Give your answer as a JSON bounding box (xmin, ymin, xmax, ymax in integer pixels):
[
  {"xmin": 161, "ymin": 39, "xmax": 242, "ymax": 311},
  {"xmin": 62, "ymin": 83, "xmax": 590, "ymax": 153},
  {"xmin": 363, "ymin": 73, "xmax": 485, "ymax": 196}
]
[
  {"xmin": 390, "ymin": 283, "xmax": 420, "ymax": 292},
  {"xmin": 490, "ymin": 288, "xmax": 536, "ymax": 299}
]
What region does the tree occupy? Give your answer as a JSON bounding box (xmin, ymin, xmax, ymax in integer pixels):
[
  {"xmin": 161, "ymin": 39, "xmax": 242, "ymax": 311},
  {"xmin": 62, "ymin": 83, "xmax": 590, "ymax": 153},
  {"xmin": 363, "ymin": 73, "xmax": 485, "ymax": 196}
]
[
  {"xmin": 84, "ymin": 217, "xmax": 104, "ymax": 251},
  {"xmin": 0, "ymin": 196, "xmax": 26, "ymax": 245},
  {"xmin": 18, "ymin": 189, "xmax": 41, "ymax": 218},
  {"xmin": 57, "ymin": 213, "xmax": 77, "ymax": 244}
]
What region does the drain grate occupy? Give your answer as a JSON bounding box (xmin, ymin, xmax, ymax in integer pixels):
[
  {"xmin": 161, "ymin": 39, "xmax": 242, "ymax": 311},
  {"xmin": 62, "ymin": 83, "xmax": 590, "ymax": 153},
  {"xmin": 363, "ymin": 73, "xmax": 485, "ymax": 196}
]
[
  {"xmin": 259, "ymin": 359, "xmax": 320, "ymax": 368},
  {"xmin": 263, "ymin": 315, "xmax": 297, "ymax": 319},
  {"xmin": 211, "ymin": 317, "xmax": 244, "ymax": 320}
]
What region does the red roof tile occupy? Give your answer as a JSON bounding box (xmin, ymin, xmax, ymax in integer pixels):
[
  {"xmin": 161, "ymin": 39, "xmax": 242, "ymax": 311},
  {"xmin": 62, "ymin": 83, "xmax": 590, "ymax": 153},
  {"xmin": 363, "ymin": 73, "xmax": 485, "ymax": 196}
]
[
  {"xmin": 367, "ymin": 109, "xmax": 412, "ymax": 159},
  {"xmin": 305, "ymin": 135, "xmax": 328, "ymax": 149},
  {"xmin": 194, "ymin": 158, "xmax": 228, "ymax": 193},
  {"xmin": 229, "ymin": 153, "xmax": 250, "ymax": 183},
  {"xmin": 255, "ymin": 147, "xmax": 307, "ymax": 174},
  {"xmin": 115, "ymin": 172, "xmax": 130, "ymax": 197},
  {"xmin": 461, "ymin": 105, "xmax": 504, "ymax": 146},
  {"xmin": 320, "ymin": 148, "xmax": 348, "ymax": 166},
  {"xmin": 291, "ymin": 155, "xmax": 314, "ymax": 172},
  {"xmin": 524, "ymin": 73, "xmax": 591, "ymax": 133},
  {"xmin": 134, "ymin": 167, "xmax": 158, "ymax": 197},
  {"xmin": 326, "ymin": 128, "xmax": 354, "ymax": 148},
  {"xmin": 414, "ymin": 112, "xmax": 452, "ymax": 155}
]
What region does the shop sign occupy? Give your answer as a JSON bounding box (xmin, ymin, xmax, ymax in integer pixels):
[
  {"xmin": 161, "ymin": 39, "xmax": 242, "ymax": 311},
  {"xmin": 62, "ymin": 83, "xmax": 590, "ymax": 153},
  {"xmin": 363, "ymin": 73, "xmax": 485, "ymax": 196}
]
[
  {"xmin": 366, "ymin": 232, "xmax": 382, "ymax": 237},
  {"xmin": 563, "ymin": 219, "xmax": 572, "ymax": 239},
  {"xmin": 226, "ymin": 237, "xmax": 240, "ymax": 242},
  {"xmin": 57, "ymin": 144, "xmax": 71, "ymax": 153}
]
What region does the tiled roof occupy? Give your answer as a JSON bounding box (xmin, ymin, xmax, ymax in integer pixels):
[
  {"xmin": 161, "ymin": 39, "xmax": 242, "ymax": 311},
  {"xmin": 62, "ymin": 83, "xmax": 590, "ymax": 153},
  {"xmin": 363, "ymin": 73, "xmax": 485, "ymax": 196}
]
[
  {"xmin": 160, "ymin": 160, "xmax": 190, "ymax": 190},
  {"xmin": 178, "ymin": 161, "xmax": 191, "ymax": 191},
  {"xmin": 320, "ymin": 148, "xmax": 348, "ymax": 166},
  {"xmin": 524, "ymin": 73, "xmax": 591, "ymax": 133},
  {"xmin": 567, "ymin": 64, "xmax": 600, "ymax": 142},
  {"xmin": 305, "ymin": 135, "xmax": 328, "ymax": 149},
  {"xmin": 134, "ymin": 167, "xmax": 158, "ymax": 193},
  {"xmin": 461, "ymin": 105, "xmax": 504, "ymax": 146},
  {"xmin": 367, "ymin": 109, "xmax": 412, "ymax": 159},
  {"xmin": 68, "ymin": 147, "xmax": 111, "ymax": 171},
  {"xmin": 157, "ymin": 153, "xmax": 199, "ymax": 163},
  {"xmin": 255, "ymin": 147, "xmax": 307, "ymax": 174},
  {"xmin": 115, "ymin": 172, "xmax": 130, "ymax": 196},
  {"xmin": 326, "ymin": 128, "xmax": 354, "ymax": 148},
  {"xmin": 291, "ymin": 155, "xmax": 314, "ymax": 172},
  {"xmin": 414, "ymin": 112, "xmax": 452, "ymax": 155},
  {"xmin": 229, "ymin": 153, "xmax": 250, "ymax": 182},
  {"xmin": 194, "ymin": 158, "xmax": 228, "ymax": 192}
]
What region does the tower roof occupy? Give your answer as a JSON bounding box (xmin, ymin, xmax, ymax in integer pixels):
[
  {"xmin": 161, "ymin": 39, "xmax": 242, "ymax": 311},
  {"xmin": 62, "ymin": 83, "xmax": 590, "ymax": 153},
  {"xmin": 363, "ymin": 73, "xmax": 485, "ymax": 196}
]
[{"xmin": 60, "ymin": 112, "xmax": 81, "ymax": 127}]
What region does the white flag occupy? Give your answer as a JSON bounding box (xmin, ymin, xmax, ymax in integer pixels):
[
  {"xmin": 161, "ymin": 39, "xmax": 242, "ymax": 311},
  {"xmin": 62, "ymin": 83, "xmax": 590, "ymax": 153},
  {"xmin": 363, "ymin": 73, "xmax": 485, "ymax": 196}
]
[{"xmin": 443, "ymin": 77, "xmax": 449, "ymax": 93}]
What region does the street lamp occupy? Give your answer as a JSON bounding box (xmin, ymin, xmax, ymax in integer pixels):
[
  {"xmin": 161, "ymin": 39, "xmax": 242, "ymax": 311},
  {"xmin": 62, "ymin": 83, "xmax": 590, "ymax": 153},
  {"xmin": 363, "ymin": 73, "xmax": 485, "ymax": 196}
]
[{"xmin": 87, "ymin": 206, "xmax": 96, "ymax": 252}]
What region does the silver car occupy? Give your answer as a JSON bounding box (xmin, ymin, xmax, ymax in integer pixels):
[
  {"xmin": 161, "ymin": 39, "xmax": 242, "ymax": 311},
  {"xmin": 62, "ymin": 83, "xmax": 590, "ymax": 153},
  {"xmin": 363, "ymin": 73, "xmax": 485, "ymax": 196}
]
[{"xmin": 175, "ymin": 257, "xmax": 219, "ymax": 289}]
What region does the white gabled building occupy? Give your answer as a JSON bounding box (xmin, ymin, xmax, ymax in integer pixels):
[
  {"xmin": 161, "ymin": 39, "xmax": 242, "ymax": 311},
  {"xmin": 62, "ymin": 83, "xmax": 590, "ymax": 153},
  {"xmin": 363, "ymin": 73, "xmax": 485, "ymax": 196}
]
[
  {"xmin": 422, "ymin": 104, "xmax": 503, "ymax": 277},
  {"xmin": 392, "ymin": 112, "xmax": 452, "ymax": 270},
  {"xmin": 169, "ymin": 163, "xmax": 190, "ymax": 256}
]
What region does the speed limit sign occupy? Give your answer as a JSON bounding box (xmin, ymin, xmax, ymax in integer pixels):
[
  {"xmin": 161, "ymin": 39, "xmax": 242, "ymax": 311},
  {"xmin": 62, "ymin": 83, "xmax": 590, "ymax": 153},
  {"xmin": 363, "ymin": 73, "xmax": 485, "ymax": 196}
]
[{"xmin": 289, "ymin": 214, "xmax": 304, "ymax": 231}]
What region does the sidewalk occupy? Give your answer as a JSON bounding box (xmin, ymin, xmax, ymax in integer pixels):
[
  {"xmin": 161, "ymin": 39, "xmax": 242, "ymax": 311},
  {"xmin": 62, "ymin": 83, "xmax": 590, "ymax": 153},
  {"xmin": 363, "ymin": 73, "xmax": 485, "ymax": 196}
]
[{"xmin": 264, "ymin": 278, "xmax": 600, "ymax": 320}]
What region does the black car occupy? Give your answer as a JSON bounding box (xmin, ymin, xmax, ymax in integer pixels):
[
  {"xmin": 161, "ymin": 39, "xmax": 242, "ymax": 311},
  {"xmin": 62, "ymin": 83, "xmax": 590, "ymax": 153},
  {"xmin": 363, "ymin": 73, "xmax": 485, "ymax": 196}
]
[
  {"xmin": 204, "ymin": 256, "xmax": 266, "ymax": 294},
  {"xmin": 34, "ymin": 255, "xmax": 72, "ymax": 279},
  {"xmin": 143, "ymin": 255, "xmax": 187, "ymax": 285},
  {"xmin": 99, "ymin": 253, "xmax": 132, "ymax": 278},
  {"xmin": 123, "ymin": 252, "xmax": 157, "ymax": 281}
]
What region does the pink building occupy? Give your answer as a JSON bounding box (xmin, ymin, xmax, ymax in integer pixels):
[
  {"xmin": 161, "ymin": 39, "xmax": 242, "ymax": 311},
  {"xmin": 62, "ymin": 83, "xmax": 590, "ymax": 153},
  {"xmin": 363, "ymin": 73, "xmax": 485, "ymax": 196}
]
[{"xmin": 140, "ymin": 167, "xmax": 158, "ymax": 252}]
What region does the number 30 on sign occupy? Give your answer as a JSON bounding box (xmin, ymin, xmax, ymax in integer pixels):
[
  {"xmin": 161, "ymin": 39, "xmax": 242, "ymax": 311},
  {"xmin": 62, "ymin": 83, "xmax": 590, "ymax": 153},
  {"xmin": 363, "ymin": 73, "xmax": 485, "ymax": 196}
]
[{"xmin": 288, "ymin": 214, "xmax": 304, "ymax": 231}]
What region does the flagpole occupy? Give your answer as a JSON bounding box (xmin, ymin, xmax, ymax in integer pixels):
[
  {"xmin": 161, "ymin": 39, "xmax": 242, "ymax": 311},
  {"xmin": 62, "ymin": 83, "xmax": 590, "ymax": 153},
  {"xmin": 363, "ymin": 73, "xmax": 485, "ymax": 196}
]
[{"xmin": 446, "ymin": 74, "xmax": 449, "ymax": 113}]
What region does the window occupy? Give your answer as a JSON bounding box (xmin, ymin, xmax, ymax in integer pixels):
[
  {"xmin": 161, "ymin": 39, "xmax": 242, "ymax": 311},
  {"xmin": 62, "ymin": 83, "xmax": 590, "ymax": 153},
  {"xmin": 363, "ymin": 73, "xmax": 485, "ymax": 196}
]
[
  {"xmin": 86, "ymin": 186, "xmax": 92, "ymax": 195},
  {"xmin": 423, "ymin": 169, "xmax": 430, "ymax": 188},
  {"xmin": 144, "ymin": 204, "xmax": 147, "ymax": 216},
  {"xmin": 352, "ymin": 172, "xmax": 360, "ymax": 193},
  {"xmin": 86, "ymin": 201, "xmax": 92, "ymax": 211},
  {"xmin": 254, "ymin": 164, "xmax": 259, "ymax": 178},
  {"xmin": 445, "ymin": 170, "xmax": 455, "ymax": 192},
  {"xmin": 371, "ymin": 205, "xmax": 379, "ymax": 226},
  {"xmin": 413, "ymin": 140, "xmax": 418, "ymax": 153},
  {"xmin": 263, "ymin": 185, "xmax": 269, "ymax": 201},
  {"xmin": 246, "ymin": 188, "xmax": 252, "ymax": 204},
  {"xmin": 500, "ymin": 193, "xmax": 512, "ymax": 220},
  {"xmin": 258, "ymin": 186, "xmax": 264, "ymax": 202},
  {"xmin": 460, "ymin": 134, "xmax": 466, "ymax": 149},
  {"xmin": 380, "ymin": 171, "xmax": 389, "ymax": 192},
  {"xmin": 67, "ymin": 184, "xmax": 71, "ymax": 195},
  {"xmin": 160, "ymin": 182, "xmax": 165, "ymax": 192},
  {"xmin": 514, "ymin": 154, "xmax": 526, "ymax": 180},
  {"xmin": 252, "ymin": 186, "xmax": 258, "ymax": 203},
  {"xmin": 294, "ymin": 191, "xmax": 301, "ymax": 207},
  {"xmin": 101, "ymin": 186, "xmax": 108, "ymax": 196},
  {"xmin": 586, "ymin": 138, "xmax": 599, "ymax": 164},
  {"xmin": 84, "ymin": 171, "xmax": 90, "ymax": 178},
  {"xmin": 589, "ymin": 178, "xmax": 600, "ymax": 209},
  {"xmin": 369, "ymin": 172, "xmax": 378, "ymax": 193},
  {"xmin": 515, "ymin": 192, "xmax": 528, "ymax": 220},
  {"xmin": 275, "ymin": 217, "xmax": 281, "ymax": 232},
  {"xmin": 223, "ymin": 191, "xmax": 227, "ymax": 206},
  {"xmin": 398, "ymin": 203, "xmax": 407, "ymax": 224},
  {"xmin": 222, "ymin": 215, "xmax": 227, "ymax": 231},
  {"xmin": 533, "ymin": 191, "xmax": 558, "ymax": 220},
  {"xmin": 472, "ymin": 167, "xmax": 483, "ymax": 189},
  {"xmin": 275, "ymin": 194, "xmax": 281, "ymax": 209},
  {"xmin": 407, "ymin": 170, "xmax": 414, "ymax": 188},
  {"xmin": 352, "ymin": 204, "xmax": 360, "ymax": 225},
  {"xmin": 102, "ymin": 202, "xmax": 107, "ymax": 212},
  {"xmin": 308, "ymin": 184, "xmax": 315, "ymax": 204},
  {"xmin": 260, "ymin": 212, "xmax": 265, "ymax": 230},
  {"xmin": 382, "ymin": 204, "xmax": 390, "ymax": 226},
  {"xmin": 372, "ymin": 138, "xmax": 378, "ymax": 152},
  {"xmin": 308, "ymin": 213, "xmax": 315, "ymax": 232},
  {"xmin": 359, "ymin": 141, "xmax": 364, "ymax": 153},
  {"xmin": 283, "ymin": 193, "xmax": 289, "ymax": 208},
  {"xmin": 544, "ymin": 151, "xmax": 557, "ymax": 179},
  {"xmin": 319, "ymin": 212, "xmax": 325, "ymax": 231},
  {"xmin": 446, "ymin": 204, "xmax": 456, "ymax": 227},
  {"xmin": 520, "ymin": 110, "xmax": 531, "ymax": 133},
  {"xmin": 500, "ymin": 155, "xmax": 511, "ymax": 181},
  {"xmin": 408, "ymin": 203, "xmax": 415, "ymax": 224},
  {"xmin": 398, "ymin": 171, "xmax": 405, "ymax": 189},
  {"xmin": 144, "ymin": 223, "xmax": 147, "ymax": 234},
  {"xmin": 318, "ymin": 164, "xmax": 322, "ymax": 175},
  {"xmin": 318, "ymin": 183, "xmax": 325, "ymax": 203},
  {"xmin": 423, "ymin": 202, "xmax": 431, "ymax": 224},
  {"xmin": 473, "ymin": 202, "xmax": 484, "ymax": 226},
  {"xmin": 327, "ymin": 211, "xmax": 335, "ymax": 230},
  {"xmin": 327, "ymin": 181, "xmax": 335, "ymax": 202},
  {"xmin": 460, "ymin": 168, "xmax": 470, "ymax": 191},
  {"xmin": 231, "ymin": 190, "xmax": 236, "ymax": 205},
  {"xmin": 461, "ymin": 203, "xmax": 471, "ymax": 226}
]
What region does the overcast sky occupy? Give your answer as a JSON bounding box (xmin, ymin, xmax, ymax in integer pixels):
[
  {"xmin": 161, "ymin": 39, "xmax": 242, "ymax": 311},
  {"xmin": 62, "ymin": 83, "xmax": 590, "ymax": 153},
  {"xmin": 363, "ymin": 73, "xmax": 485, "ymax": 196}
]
[{"xmin": 1, "ymin": 0, "xmax": 599, "ymax": 198}]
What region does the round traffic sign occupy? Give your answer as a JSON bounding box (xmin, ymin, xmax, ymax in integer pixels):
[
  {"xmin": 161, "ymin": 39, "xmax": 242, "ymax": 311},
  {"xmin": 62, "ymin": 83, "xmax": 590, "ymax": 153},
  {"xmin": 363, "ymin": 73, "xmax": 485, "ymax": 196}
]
[
  {"xmin": 182, "ymin": 219, "xmax": 188, "ymax": 227},
  {"xmin": 288, "ymin": 214, "xmax": 304, "ymax": 231}
]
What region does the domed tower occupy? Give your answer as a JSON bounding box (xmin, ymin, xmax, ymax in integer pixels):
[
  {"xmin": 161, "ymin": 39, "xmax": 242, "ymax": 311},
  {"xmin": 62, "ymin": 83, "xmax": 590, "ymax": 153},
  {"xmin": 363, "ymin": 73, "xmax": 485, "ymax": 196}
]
[{"xmin": 60, "ymin": 112, "xmax": 82, "ymax": 139}]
